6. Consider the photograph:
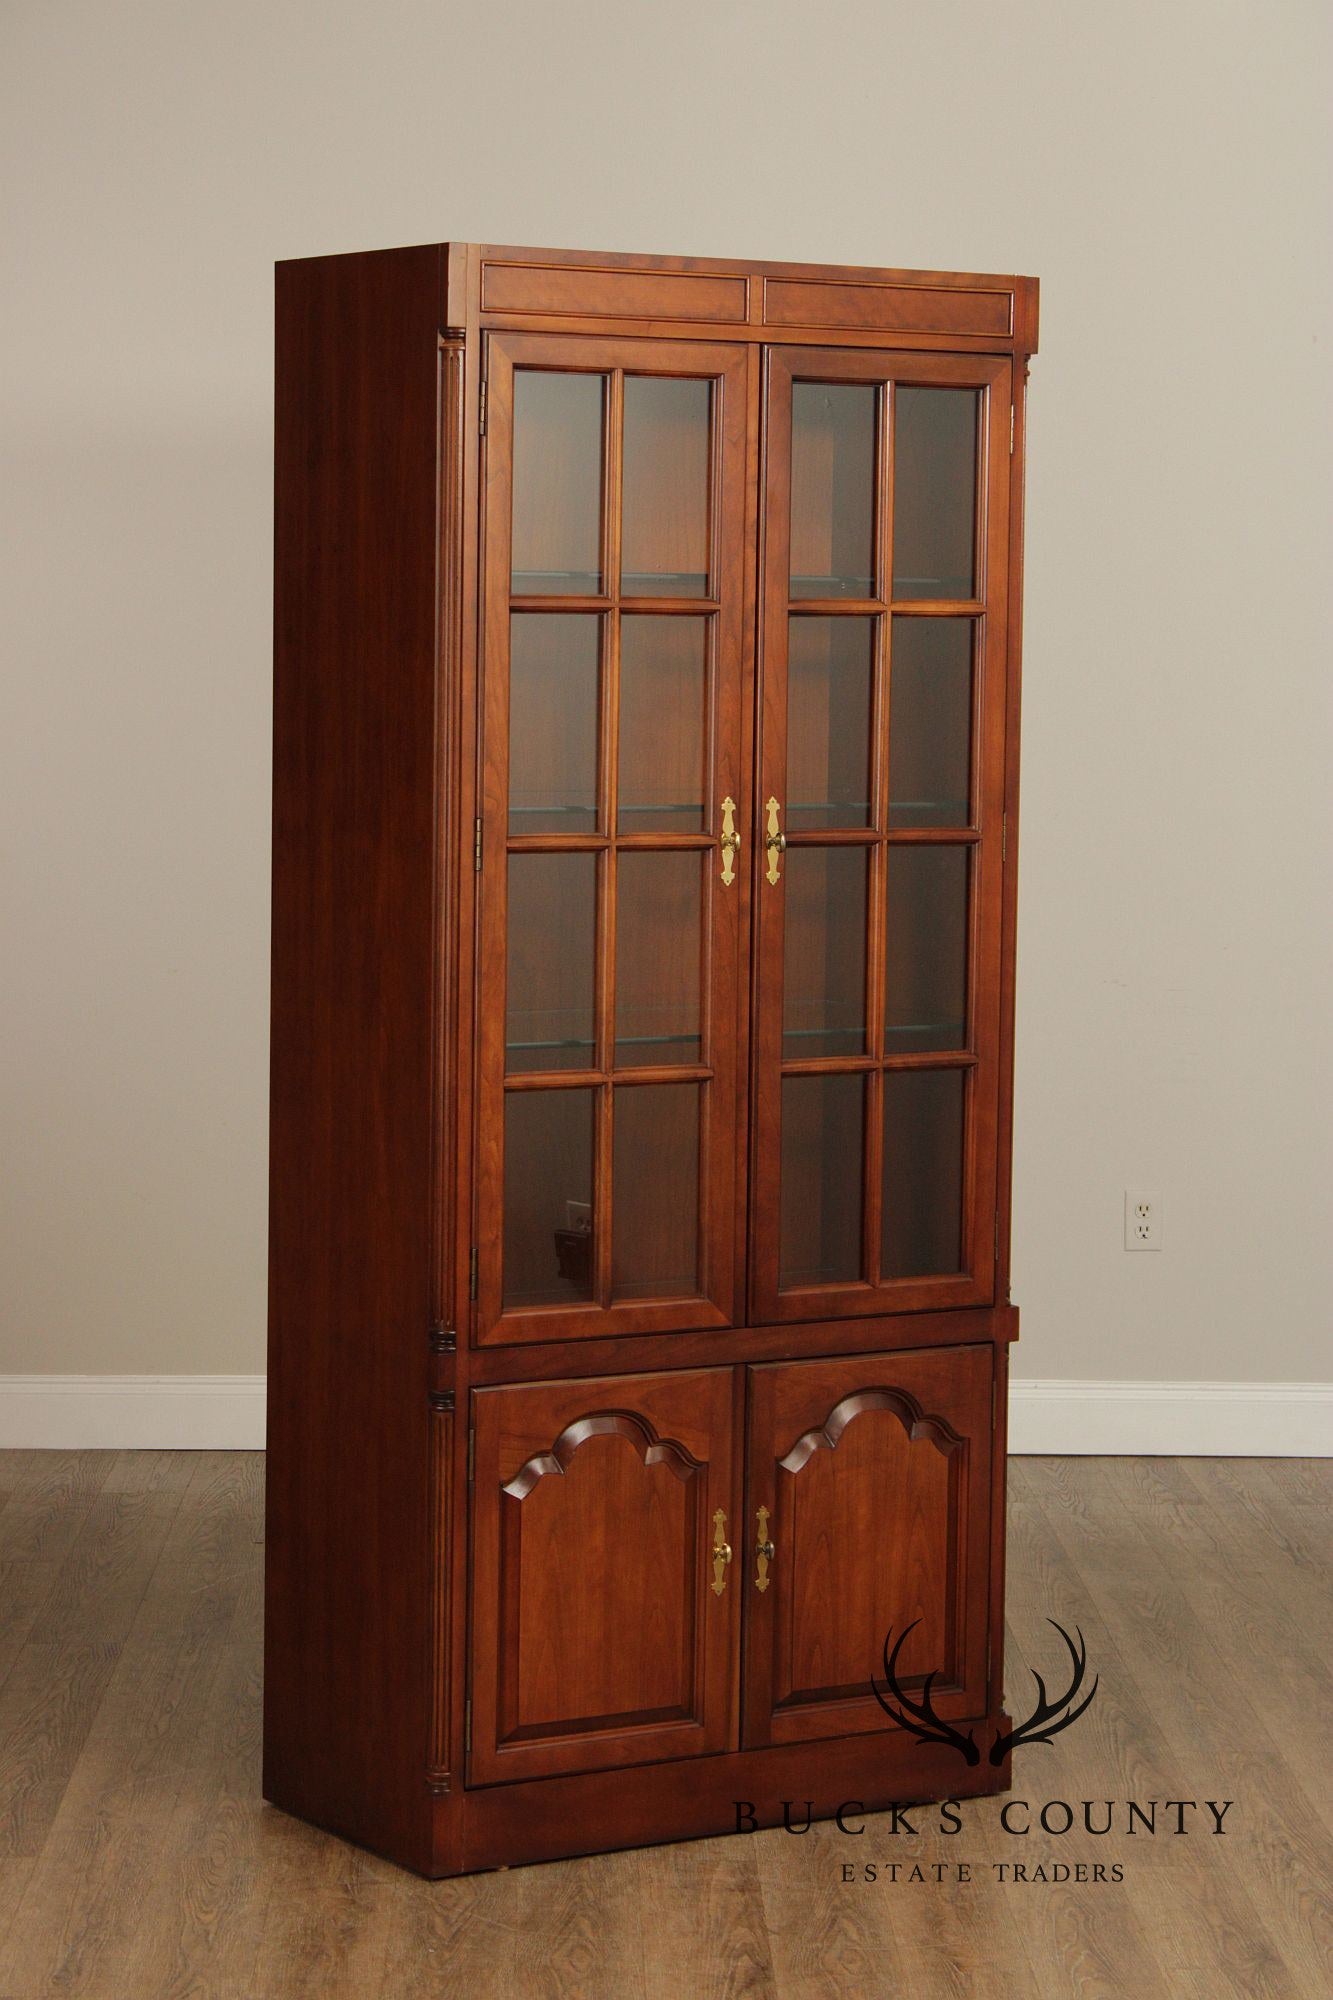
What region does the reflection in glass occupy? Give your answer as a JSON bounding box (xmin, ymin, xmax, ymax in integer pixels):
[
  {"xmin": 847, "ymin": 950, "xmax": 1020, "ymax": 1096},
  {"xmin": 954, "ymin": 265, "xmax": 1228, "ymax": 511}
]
[
  {"xmin": 790, "ymin": 383, "xmax": 877, "ymax": 598},
  {"xmin": 786, "ymin": 618, "xmax": 875, "ymax": 830},
  {"xmin": 892, "ymin": 388, "xmax": 978, "ymax": 600},
  {"xmin": 783, "ymin": 847, "xmax": 868, "ymax": 1058},
  {"xmin": 508, "ymin": 615, "xmax": 601, "ymax": 833},
  {"xmin": 618, "ymin": 617, "xmax": 707, "ymax": 832},
  {"xmin": 780, "ymin": 1073, "xmax": 864, "ymax": 1288},
  {"xmin": 506, "ymin": 853, "xmax": 596, "ymax": 1071},
  {"xmin": 888, "ymin": 618, "xmax": 973, "ymax": 828},
  {"xmin": 503, "ymin": 1089, "xmax": 596, "ymax": 1306},
  {"xmin": 621, "ymin": 378, "xmax": 711, "ymax": 596},
  {"xmin": 615, "ymin": 852, "xmax": 702, "ymax": 1066},
  {"xmin": 882, "ymin": 1069, "xmax": 965, "ymax": 1278},
  {"xmin": 884, "ymin": 846, "xmax": 969, "ymax": 1053},
  {"xmin": 612, "ymin": 1084, "xmax": 700, "ymax": 1299},
  {"xmin": 511, "ymin": 371, "xmax": 605, "ymax": 594}
]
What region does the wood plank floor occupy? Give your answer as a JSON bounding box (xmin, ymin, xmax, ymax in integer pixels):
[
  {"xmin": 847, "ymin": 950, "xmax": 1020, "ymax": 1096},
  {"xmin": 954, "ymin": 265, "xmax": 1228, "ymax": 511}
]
[{"xmin": 0, "ymin": 1452, "xmax": 1327, "ymax": 1998}]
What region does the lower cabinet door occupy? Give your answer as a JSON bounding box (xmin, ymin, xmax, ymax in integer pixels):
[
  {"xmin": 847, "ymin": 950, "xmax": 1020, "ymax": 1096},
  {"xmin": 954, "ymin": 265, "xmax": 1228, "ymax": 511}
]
[
  {"xmin": 468, "ymin": 1368, "xmax": 740, "ymax": 1784},
  {"xmin": 743, "ymin": 1344, "xmax": 993, "ymax": 1748}
]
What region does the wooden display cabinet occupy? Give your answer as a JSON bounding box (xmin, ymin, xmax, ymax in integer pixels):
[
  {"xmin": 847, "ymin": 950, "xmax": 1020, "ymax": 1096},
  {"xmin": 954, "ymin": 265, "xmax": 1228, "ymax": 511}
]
[{"xmin": 266, "ymin": 241, "xmax": 1037, "ymax": 1877}]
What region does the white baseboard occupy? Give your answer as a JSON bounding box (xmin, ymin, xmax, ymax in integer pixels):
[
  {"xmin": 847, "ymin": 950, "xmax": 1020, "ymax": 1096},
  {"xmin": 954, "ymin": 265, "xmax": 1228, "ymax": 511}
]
[
  {"xmin": 0, "ymin": 1375, "xmax": 267, "ymax": 1449},
  {"xmin": 1009, "ymin": 1379, "xmax": 1333, "ymax": 1456},
  {"xmin": 0, "ymin": 1375, "xmax": 1328, "ymax": 1456}
]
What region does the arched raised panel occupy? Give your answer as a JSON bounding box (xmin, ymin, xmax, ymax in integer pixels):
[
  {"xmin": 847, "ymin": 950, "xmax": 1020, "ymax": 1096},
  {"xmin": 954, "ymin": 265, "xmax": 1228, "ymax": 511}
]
[
  {"xmin": 777, "ymin": 1389, "xmax": 963, "ymax": 1717},
  {"xmin": 470, "ymin": 1369, "xmax": 739, "ymax": 1784},
  {"xmin": 498, "ymin": 1418, "xmax": 704, "ymax": 1744},
  {"xmin": 744, "ymin": 1346, "xmax": 993, "ymax": 1749}
]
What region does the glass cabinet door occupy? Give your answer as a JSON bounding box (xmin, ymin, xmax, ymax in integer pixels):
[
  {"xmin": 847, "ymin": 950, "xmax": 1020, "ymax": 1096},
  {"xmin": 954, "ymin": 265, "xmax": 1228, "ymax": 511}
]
[
  {"xmin": 750, "ymin": 347, "xmax": 1011, "ymax": 1322},
  {"xmin": 476, "ymin": 333, "xmax": 750, "ymax": 1343}
]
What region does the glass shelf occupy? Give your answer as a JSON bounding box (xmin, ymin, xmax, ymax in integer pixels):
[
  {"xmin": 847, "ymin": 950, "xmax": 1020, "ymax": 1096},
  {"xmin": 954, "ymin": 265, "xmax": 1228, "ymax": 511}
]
[
  {"xmin": 789, "ymin": 573, "xmax": 875, "ymax": 600},
  {"xmin": 506, "ymin": 1036, "xmax": 597, "ymax": 1059},
  {"xmin": 511, "ymin": 569, "xmax": 605, "ymax": 596},
  {"xmin": 884, "ymin": 1020, "xmax": 967, "ymax": 1045},
  {"xmin": 892, "ymin": 574, "xmax": 975, "ymax": 599},
  {"xmin": 509, "ymin": 570, "xmax": 711, "ymax": 597},
  {"xmin": 621, "ymin": 570, "xmax": 708, "ymax": 597}
]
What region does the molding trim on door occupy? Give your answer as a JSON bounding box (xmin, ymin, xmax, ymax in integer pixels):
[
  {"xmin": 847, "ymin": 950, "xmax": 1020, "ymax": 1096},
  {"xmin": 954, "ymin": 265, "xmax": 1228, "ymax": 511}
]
[{"xmin": 0, "ymin": 1375, "xmax": 1329, "ymax": 1456}]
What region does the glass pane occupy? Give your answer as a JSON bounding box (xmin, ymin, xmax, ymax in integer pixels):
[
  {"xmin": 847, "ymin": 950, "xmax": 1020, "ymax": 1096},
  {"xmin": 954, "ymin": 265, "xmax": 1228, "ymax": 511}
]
[
  {"xmin": 790, "ymin": 383, "xmax": 876, "ymax": 599},
  {"xmin": 786, "ymin": 617, "xmax": 875, "ymax": 831},
  {"xmin": 615, "ymin": 851, "xmax": 701, "ymax": 1066},
  {"xmin": 621, "ymin": 378, "xmax": 710, "ymax": 597},
  {"xmin": 884, "ymin": 847, "xmax": 969, "ymax": 1054},
  {"xmin": 780, "ymin": 1074, "xmax": 864, "ymax": 1288},
  {"xmin": 507, "ymin": 853, "xmax": 596, "ymax": 1072},
  {"xmin": 892, "ymin": 388, "xmax": 978, "ymax": 601},
  {"xmin": 612, "ymin": 1084, "xmax": 700, "ymax": 1299},
  {"xmin": 889, "ymin": 618, "xmax": 973, "ymax": 828},
  {"xmin": 783, "ymin": 847, "xmax": 868, "ymax": 1058},
  {"xmin": 508, "ymin": 615, "xmax": 601, "ymax": 834},
  {"xmin": 503, "ymin": 1089, "xmax": 595, "ymax": 1306},
  {"xmin": 511, "ymin": 371, "xmax": 605, "ymax": 595},
  {"xmin": 882, "ymin": 1069, "xmax": 965, "ymax": 1278},
  {"xmin": 618, "ymin": 617, "xmax": 707, "ymax": 832}
]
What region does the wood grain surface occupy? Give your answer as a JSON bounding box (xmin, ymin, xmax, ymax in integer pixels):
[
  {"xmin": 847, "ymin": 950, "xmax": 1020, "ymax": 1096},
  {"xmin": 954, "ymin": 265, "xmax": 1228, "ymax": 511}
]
[{"xmin": 0, "ymin": 1450, "xmax": 1327, "ymax": 1998}]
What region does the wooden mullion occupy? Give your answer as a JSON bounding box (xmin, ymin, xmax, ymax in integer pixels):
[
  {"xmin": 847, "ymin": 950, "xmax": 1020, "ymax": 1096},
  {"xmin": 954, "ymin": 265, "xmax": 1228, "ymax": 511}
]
[
  {"xmin": 884, "ymin": 827, "xmax": 981, "ymax": 845},
  {"xmin": 506, "ymin": 833, "xmax": 608, "ymax": 853},
  {"xmin": 593, "ymin": 369, "xmax": 625, "ymax": 1310},
  {"xmin": 882, "ymin": 1049, "xmax": 978, "ymax": 1071},
  {"xmin": 613, "ymin": 832, "xmax": 714, "ymax": 851},
  {"xmin": 890, "ymin": 598, "xmax": 985, "ymax": 617},
  {"xmin": 779, "ymin": 1053, "xmax": 879, "ymax": 1078},
  {"xmin": 783, "ymin": 827, "xmax": 879, "ymax": 848},
  {"xmin": 510, "ymin": 593, "xmax": 613, "ymax": 613},
  {"xmin": 864, "ymin": 1067, "xmax": 884, "ymax": 1290},
  {"xmin": 617, "ymin": 596, "xmax": 721, "ymax": 615},
  {"xmin": 787, "ymin": 597, "xmax": 884, "ymax": 617},
  {"xmin": 864, "ymin": 375, "xmax": 891, "ymax": 1289}
]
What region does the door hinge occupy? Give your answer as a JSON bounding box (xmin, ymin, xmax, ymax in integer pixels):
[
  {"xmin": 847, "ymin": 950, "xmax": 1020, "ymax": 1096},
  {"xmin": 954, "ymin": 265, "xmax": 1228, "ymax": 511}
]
[
  {"xmin": 1009, "ymin": 403, "xmax": 1015, "ymax": 454},
  {"xmin": 469, "ymin": 1244, "xmax": 478, "ymax": 1299},
  {"xmin": 465, "ymin": 1697, "xmax": 472, "ymax": 1753},
  {"xmin": 467, "ymin": 1425, "xmax": 475, "ymax": 1484},
  {"xmin": 474, "ymin": 817, "xmax": 482, "ymax": 872},
  {"xmin": 478, "ymin": 380, "xmax": 488, "ymax": 436}
]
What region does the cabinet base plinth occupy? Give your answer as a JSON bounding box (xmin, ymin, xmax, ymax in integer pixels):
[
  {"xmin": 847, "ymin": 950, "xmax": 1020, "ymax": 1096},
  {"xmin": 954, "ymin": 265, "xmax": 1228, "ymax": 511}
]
[{"xmin": 417, "ymin": 1718, "xmax": 1013, "ymax": 1881}]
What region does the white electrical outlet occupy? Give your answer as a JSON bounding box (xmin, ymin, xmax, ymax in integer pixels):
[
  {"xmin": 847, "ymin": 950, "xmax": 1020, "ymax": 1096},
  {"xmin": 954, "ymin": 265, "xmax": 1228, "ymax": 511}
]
[{"xmin": 1124, "ymin": 1191, "xmax": 1162, "ymax": 1251}]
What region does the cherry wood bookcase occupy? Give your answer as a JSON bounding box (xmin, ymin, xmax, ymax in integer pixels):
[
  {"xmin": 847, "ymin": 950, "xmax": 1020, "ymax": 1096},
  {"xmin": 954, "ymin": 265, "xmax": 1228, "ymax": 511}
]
[{"xmin": 266, "ymin": 241, "xmax": 1038, "ymax": 1877}]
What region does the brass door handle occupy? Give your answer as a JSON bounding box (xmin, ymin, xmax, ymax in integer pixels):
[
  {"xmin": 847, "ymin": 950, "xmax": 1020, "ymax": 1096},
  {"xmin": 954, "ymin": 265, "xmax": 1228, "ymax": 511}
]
[
  {"xmin": 719, "ymin": 796, "xmax": 740, "ymax": 888},
  {"xmin": 755, "ymin": 1505, "xmax": 775, "ymax": 1592},
  {"xmin": 710, "ymin": 1508, "xmax": 733, "ymax": 1595},
  {"xmin": 764, "ymin": 798, "xmax": 786, "ymax": 885}
]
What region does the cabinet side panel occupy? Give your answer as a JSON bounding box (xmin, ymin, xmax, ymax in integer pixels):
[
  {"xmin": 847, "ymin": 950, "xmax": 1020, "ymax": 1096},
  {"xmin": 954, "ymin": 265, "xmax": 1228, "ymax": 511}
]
[{"xmin": 265, "ymin": 244, "xmax": 443, "ymax": 1869}]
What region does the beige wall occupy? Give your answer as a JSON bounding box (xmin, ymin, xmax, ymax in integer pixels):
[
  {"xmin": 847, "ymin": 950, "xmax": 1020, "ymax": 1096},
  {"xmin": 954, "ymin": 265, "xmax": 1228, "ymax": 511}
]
[{"xmin": 3, "ymin": 0, "xmax": 1329, "ymax": 1381}]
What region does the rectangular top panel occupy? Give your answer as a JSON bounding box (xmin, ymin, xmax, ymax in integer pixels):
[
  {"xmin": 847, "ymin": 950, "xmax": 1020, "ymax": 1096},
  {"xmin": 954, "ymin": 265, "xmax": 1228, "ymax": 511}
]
[{"xmin": 456, "ymin": 242, "xmax": 1038, "ymax": 355}]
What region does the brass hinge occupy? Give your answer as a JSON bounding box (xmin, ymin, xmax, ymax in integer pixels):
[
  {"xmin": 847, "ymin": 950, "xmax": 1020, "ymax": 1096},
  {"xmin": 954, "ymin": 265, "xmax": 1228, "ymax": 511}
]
[
  {"xmin": 474, "ymin": 817, "xmax": 482, "ymax": 872},
  {"xmin": 478, "ymin": 380, "xmax": 488, "ymax": 436},
  {"xmin": 465, "ymin": 1697, "xmax": 472, "ymax": 1753},
  {"xmin": 467, "ymin": 1425, "xmax": 475, "ymax": 1484},
  {"xmin": 469, "ymin": 1245, "xmax": 478, "ymax": 1299},
  {"xmin": 1009, "ymin": 404, "xmax": 1015, "ymax": 454}
]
